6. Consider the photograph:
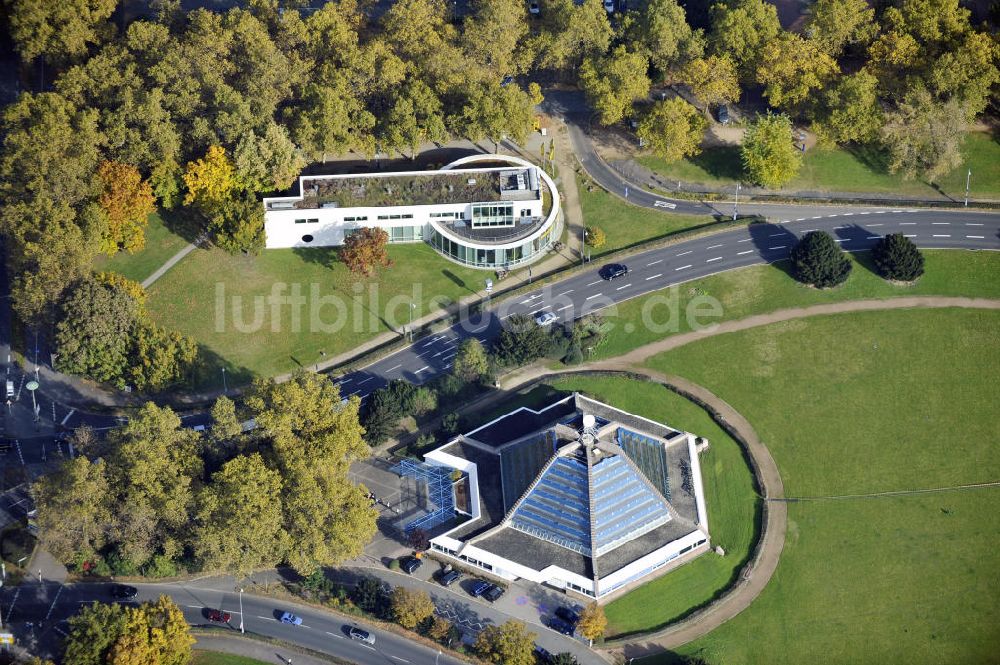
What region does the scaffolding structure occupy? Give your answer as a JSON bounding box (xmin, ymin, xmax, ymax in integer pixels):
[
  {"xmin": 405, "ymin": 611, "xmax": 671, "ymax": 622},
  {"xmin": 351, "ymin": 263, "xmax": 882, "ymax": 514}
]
[{"xmin": 392, "ymin": 459, "xmax": 456, "ymax": 533}]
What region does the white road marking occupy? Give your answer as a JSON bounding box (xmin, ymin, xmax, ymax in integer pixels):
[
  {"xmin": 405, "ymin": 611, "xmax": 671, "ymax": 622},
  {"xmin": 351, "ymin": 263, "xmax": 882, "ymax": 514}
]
[
  {"xmin": 556, "ymin": 290, "xmax": 573, "ymax": 296},
  {"xmin": 587, "ymin": 280, "xmax": 603, "ymax": 286},
  {"xmin": 835, "ymin": 238, "xmax": 848, "ymax": 242},
  {"xmin": 186, "ymin": 605, "xmax": 202, "ymax": 609},
  {"xmin": 654, "ymin": 200, "xmax": 677, "ymax": 208},
  {"xmin": 707, "ymin": 244, "xmax": 723, "ymax": 249},
  {"xmin": 768, "ymin": 233, "xmax": 785, "ymax": 238},
  {"xmin": 443, "ymin": 364, "xmax": 452, "ymax": 370},
  {"xmin": 738, "ymin": 238, "xmax": 751, "ymax": 243},
  {"xmin": 44, "ymin": 585, "xmax": 65, "ymax": 621},
  {"xmin": 842, "ymin": 212, "xmax": 854, "ymax": 216},
  {"xmin": 828, "ymin": 214, "xmax": 839, "ymax": 217},
  {"xmin": 932, "ymin": 222, "xmax": 950, "ymax": 225},
  {"xmin": 868, "ymin": 223, "xmax": 883, "ymax": 227},
  {"xmin": 866, "ymin": 235, "xmax": 881, "ymax": 239},
  {"xmin": 859, "ymin": 211, "xmax": 870, "ymax": 215},
  {"xmin": 966, "ymin": 223, "xmax": 984, "ymax": 226},
  {"xmin": 585, "ymin": 293, "xmax": 602, "ymax": 300},
  {"xmin": 706, "ymin": 257, "xmax": 722, "ymax": 263},
  {"xmin": 795, "ymin": 218, "xmax": 805, "ymax": 221},
  {"xmin": 520, "ymin": 294, "xmax": 542, "ymax": 304},
  {"xmin": 675, "ymin": 265, "xmax": 692, "ymax": 271},
  {"xmin": 387, "ymin": 364, "xmax": 401, "ymax": 372},
  {"xmin": 891, "ymin": 210, "xmax": 903, "ymax": 213},
  {"xmin": 415, "ymin": 366, "xmax": 429, "ymax": 373},
  {"xmin": 647, "ymin": 259, "xmax": 663, "ymax": 266},
  {"xmin": 256, "ymin": 616, "xmax": 273, "ymax": 621},
  {"xmin": 967, "ymin": 235, "xmax": 985, "ymax": 239},
  {"xmin": 327, "ymin": 632, "xmax": 344, "ymax": 639},
  {"xmin": 60, "ymin": 408, "xmax": 76, "ymax": 426},
  {"xmin": 556, "ymin": 304, "xmax": 573, "ymax": 311},
  {"xmin": 811, "ymin": 216, "xmax": 822, "ymax": 220},
  {"xmin": 645, "ymin": 273, "xmax": 663, "ymax": 281},
  {"xmin": 390, "ymin": 657, "xmax": 410, "ymax": 663},
  {"xmin": 899, "ymin": 222, "xmax": 916, "ymax": 225},
  {"xmin": 874, "ymin": 210, "xmax": 887, "ymax": 214},
  {"xmin": 904, "ymin": 234, "xmax": 917, "ymax": 238},
  {"xmin": 833, "ymin": 225, "xmax": 849, "ymax": 230},
  {"xmin": 677, "ymin": 250, "xmax": 693, "ymax": 256},
  {"xmin": 358, "ymin": 377, "xmax": 374, "ymax": 385},
  {"xmin": 442, "ymin": 353, "xmax": 456, "ymax": 361},
  {"xmin": 420, "ymin": 339, "xmax": 436, "ymax": 348},
  {"xmin": 932, "ymin": 234, "xmax": 951, "ymax": 238},
  {"xmin": 768, "ymin": 245, "xmax": 787, "ymax": 250},
  {"xmin": 737, "ymin": 250, "xmax": 754, "ymax": 255},
  {"xmin": 615, "ymin": 283, "xmax": 631, "ymax": 290}
]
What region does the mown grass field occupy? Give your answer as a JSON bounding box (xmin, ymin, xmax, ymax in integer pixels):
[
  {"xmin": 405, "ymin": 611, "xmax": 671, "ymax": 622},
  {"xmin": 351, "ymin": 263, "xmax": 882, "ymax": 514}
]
[
  {"xmin": 590, "ymin": 249, "xmax": 1000, "ymax": 361},
  {"xmin": 638, "ymin": 131, "xmax": 1000, "ymax": 200},
  {"xmin": 142, "ymin": 242, "xmax": 485, "ymax": 388},
  {"xmin": 467, "ymin": 375, "xmax": 759, "ymax": 639},
  {"xmin": 191, "ymin": 652, "xmax": 269, "ymax": 665},
  {"xmin": 637, "ymin": 309, "xmax": 1000, "ymax": 664},
  {"xmin": 93, "ymin": 212, "xmax": 191, "ymax": 283},
  {"xmin": 576, "ymin": 175, "xmax": 716, "ymax": 256}
]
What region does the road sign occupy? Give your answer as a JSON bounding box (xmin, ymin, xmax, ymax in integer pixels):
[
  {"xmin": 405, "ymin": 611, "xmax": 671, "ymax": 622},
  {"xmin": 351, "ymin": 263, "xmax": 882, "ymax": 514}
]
[
  {"xmin": 25, "ymin": 381, "xmax": 38, "ymax": 392},
  {"xmin": 653, "ymin": 200, "xmax": 677, "ymax": 209},
  {"xmin": 0, "ymin": 632, "xmax": 13, "ymax": 644}
]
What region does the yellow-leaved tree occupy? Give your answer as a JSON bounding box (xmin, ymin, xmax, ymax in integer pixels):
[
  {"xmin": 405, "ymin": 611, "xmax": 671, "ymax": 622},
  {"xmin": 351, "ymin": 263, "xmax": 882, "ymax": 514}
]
[
  {"xmin": 97, "ymin": 161, "xmax": 155, "ymax": 254},
  {"xmin": 182, "ymin": 145, "xmax": 236, "ymax": 211}
]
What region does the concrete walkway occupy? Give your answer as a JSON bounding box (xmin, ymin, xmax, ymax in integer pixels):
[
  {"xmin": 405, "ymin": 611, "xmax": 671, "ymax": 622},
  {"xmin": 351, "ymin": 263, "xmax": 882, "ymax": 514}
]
[{"xmin": 141, "ymin": 233, "xmax": 206, "ymax": 289}]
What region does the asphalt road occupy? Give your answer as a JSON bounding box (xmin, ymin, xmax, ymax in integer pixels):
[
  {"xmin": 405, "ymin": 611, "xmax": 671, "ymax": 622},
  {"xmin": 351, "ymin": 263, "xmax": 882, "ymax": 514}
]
[{"xmin": 4, "ymin": 582, "xmax": 467, "ymax": 665}]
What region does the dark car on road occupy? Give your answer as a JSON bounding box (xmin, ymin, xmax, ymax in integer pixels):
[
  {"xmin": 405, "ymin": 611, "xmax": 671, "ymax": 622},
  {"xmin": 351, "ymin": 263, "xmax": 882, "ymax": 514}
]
[
  {"xmin": 207, "ymin": 609, "xmax": 231, "ymax": 623},
  {"xmin": 438, "ymin": 569, "xmax": 461, "ymax": 587},
  {"xmin": 599, "ymin": 263, "xmax": 629, "ymax": 280},
  {"xmin": 547, "ymin": 616, "xmax": 575, "ymax": 635},
  {"xmin": 555, "ymin": 605, "xmax": 580, "ymax": 625},
  {"xmin": 400, "ymin": 556, "xmax": 422, "ymax": 574},
  {"xmin": 349, "ymin": 626, "xmax": 376, "ymax": 644},
  {"xmin": 110, "ymin": 584, "xmax": 138, "ymax": 600},
  {"xmin": 483, "ymin": 584, "xmax": 505, "ymax": 602}
]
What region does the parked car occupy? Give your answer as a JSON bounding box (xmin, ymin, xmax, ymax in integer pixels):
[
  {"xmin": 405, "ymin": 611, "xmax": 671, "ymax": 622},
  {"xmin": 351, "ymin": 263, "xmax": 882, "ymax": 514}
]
[
  {"xmin": 501, "ymin": 75, "xmax": 515, "ymax": 87},
  {"xmin": 534, "ymin": 311, "xmax": 557, "ymax": 327},
  {"xmin": 470, "ymin": 580, "xmax": 491, "ymax": 597},
  {"xmin": 555, "ymin": 605, "xmax": 580, "ymax": 625},
  {"xmin": 717, "ymin": 104, "xmax": 730, "ymax": 125},
  {"xmin": 400, "ymin": 556, "xmax": 422, "ymax": 574},
  {"xmin": 349, "ymin": 626, "xmax": 376, "ymax": 644},
  {"xmin": 603, "ymin": 0, "xmax": 614, "ymax": 12},
  {"xmin": 483, "ymin": 584, "xmax": 505, "ymax": 602},
  {"xmin": 207, "ymin": 609, "xmax": 231, "ymax": 623},
  {"xmin": 438, "ymin": 569, "xmax": 462, "ymax": 587},
  {"xmin": 547, "ymin": 616, "xmax": 575, "ymax": 635},
  {"xmin": 110, "ymin": 584, "xmax": 138, "ymax": 600},
  {"xmin": 529, "ymin": 0, "xmax": 540, "ymax": 15},
  {"xmin": 280, "ymin": 611, "xmax": 303, "ymax": 626},
  {"xmin": 599, "ymin": 263, "xmax": 629, "ymax": 280}
]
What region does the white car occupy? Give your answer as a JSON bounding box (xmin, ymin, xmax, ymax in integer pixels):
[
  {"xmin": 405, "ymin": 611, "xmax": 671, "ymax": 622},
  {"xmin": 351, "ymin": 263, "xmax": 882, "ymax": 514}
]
[
  {"xmin": 603, "ymin": 0, "xmax": 614, "ymax": 12},
  {"xmin": 534, "ymin": 311, "xmax": 557, "ymax": 326}
]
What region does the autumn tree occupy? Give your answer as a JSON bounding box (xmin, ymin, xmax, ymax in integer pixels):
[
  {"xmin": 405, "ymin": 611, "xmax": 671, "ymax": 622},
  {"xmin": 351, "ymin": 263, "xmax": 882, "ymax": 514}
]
[
  {"xmin": 452, "ymin": 338, "xmax": 490, "ymax": 383},
  {"xmin": 63, "ymin": 596, "xmax": 194, "ymax": 665},
  {"xmin": 231, "ymin": 122, "xmax": 306, "ymax": 193},
  {"xmin": 741, "ymin": 113, "xmax": 802, "ymax": 188},
  {"xmin": 379, "ymin": 78, "xmax": 448, "ymax": 158},
  {"xmin": 628, "ymin": 0, "xmax": 704, "ymax": 75},
  {"xmin": 805, "ymin": 0, "xmax": 876, "ymax": 57},
  {"xmin": 183, "ymin": 145, "xmax": 237, "ymax": 211},
  {"xmin": 812, "ymin": 70, "xmax": 883, "ymax": 146},
  {"xmin": 246, "ymin": 372, "xmax": 377, "ymax": 574},
  {"xmin": 755, "ymin": 33, "xmax": 839, "ymax": 111},
  {"xmin": 8, "ymin": 0, "xmax": 117, "ymax": 65},
  {"xmin": 474, "ymin": 619, "xmax": 536, "ymax": 665},
  {"xmin": 34, "ymin": 457, "xmax": 111, "ymax": 561},
  {"xmin": 708, "ymin": 0, "xmax": 781, "ymax": 82},
  {"xmin": 927, "ymin": 31, "xmax": 1000, "ymax": 120},
  {"xmin": 681, "ymin": 55, "xmax": 740, "ymax": 108},
  {"xmin": 637, "ymin": 98, "xmax": 707, "ymax": 163},
  {"xmin": 880, "ymin": 87, "xmax": 966, "ymax": 182},
  {"xmin": 576, "ymin": 602, "xmax": 607, "ymax": 645},
  {"xmin": 872, "ymin": 233, "xmax": 925, "ymax": 282},
  {"xmin": 535, "ymin": 0, "xmax": 614, "ymax": 74},
  {"xmin": 194, "ymin": 453, "xmax": 286, "ymax": 576},
  {"xmin": 97, "ymin": 161, "xmax": 156, "ymax": 255},
  {"xmin": 459, "ymin": 82, "xmax": 535, "ymax": 152},
  {"xmin": 579, "ymin": 46, "xmax": 651, "ymax": 126},
  {"xmin": 463, "ymin": 0, "xmax": 532, "ymax": 77},
  {"xmin": 390, "ymin": 587, "xmax": 436, "ymax": 629},
  {"xmin": 339, "ymin": 227, "xmax": 393, "ymax": 277},
  {"xmin": 790, "ymin": 231, "xmax": 852, "ymax": 288},
  {"xmin": 208, "ymin": 191, "xmax": 267, "ymax": 255},
  {"xmin": 584, "ymin": 225, "xmax": 606, "ymax": 248}
]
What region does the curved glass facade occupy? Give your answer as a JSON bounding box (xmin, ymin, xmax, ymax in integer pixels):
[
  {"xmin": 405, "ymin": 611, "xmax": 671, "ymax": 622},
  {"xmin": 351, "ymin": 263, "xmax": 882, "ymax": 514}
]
[{"xmin": 427, "ymin": 213, "xmax": 561, "ymax": 269}]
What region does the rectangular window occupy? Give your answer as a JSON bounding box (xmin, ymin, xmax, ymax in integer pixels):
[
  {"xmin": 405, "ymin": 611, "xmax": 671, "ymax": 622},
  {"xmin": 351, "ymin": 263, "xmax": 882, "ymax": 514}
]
[
  {"xmin": 377, "ymin": 214, "xmax": 389, "ymax": 220},
  {"xmin": 294, "ymin": 218, "xmax": 307, "ymax": 224},
  {"xmin": 471, "ymin": 202, "xmax": 514, "ymax": 228},
  {"xmin": 307, "ymin": 218, "xmax": 319, "ymax": 223},
  {"xmin": 344, "ymin": 216, "xmax": 368, "ymax": 222}
]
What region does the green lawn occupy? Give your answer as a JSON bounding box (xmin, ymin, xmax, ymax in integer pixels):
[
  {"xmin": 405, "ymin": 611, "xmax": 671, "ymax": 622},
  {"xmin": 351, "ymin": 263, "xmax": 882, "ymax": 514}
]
[
  {"xmin": 192, "ymin": 652, "xmax": 269, "ymax": 665},
  {"xmin": 638, "ymin": 131, "xmax": 1000, "ymax": 199},
  {"xmin": 144, "ymin": 242, "xmax": 486, "ymax": 388},
  {"xmin": 576, "ymin": 175, "xmax": 717, "ymax": 256},
  {"xmin": 591, "ymin": 249, "xmax": 1000, "ymax": 361},
  {"xmin": 637, "ymin": 309, "xmax": 1000, "ymax": 664},
  {"xmin": 93, "ymin": 212, "xmax": 191, "ymax": 283},
  {"xmin": 463, "ymin": 375, "xmax": 759, "ymax": 639}
]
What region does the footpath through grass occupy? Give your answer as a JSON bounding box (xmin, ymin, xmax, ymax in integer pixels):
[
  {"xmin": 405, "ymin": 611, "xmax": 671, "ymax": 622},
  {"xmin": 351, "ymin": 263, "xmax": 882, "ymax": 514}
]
[
  {"xmin": 576, "ymin": 175, "xmax": 716, "ymax": 256},
  {"xmin": 638, "ymin": 131, "xmax": 1000, "ymax": 200},
  {"xmin": 591, "ymin": 249, "xmax": 1000, "ymax": 361},
  {"xmin": 93, "ymin": 212, "xmax": 190, "ymax": 283},
  {"xmin": 639, "ymin": 309, "xmax": 1000, "ymax": 664},
  {"xmin": 143, "ymin": 242, "xmax": 485, "ymax": 388}
]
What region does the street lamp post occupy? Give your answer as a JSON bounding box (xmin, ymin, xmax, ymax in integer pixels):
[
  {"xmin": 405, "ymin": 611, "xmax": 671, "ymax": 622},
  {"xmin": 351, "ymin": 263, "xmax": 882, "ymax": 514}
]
[
  {"xmin": 25, "ymin": 380, "xmax": 39, "ymax": 422},
  {"xmin": 408, "ymin": 302, "xmax": 416, "ymax": 342},
  {"xmin": 221, "ymin": 367, "xmax": 227, "ymax": 393},
  {"xmin": 239, "ymin": 588, "xmax": 244, "ymax": 634},
  {"xmin": 733, "ymin": 182, "xmax": 741, "ymax": 221},
  {"xmin": 965, "ymin": 169, "xmax": 971, "ymax": 207}
]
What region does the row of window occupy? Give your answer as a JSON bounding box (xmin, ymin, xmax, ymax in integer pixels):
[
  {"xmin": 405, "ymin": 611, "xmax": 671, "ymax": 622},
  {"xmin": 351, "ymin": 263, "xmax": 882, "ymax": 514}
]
[
  {"xmin": 429, "ymin": 225, "xmax": 555, "ymax": 268},
  {"xmin": 430, "ymin": 211, "xmax": 459, "ymax": 219},
  {"xmin": 294, "ymin": 218, "xmax": 319, "ymax": 224},
  {"xmin": 344, "ymin": 215, "xmax": 368, "ymax": 222},
  {"xmin": 377, "ymin": 213, "xmax": 414, "ymax": 220},
  {"xmin": 471, "ymin": 202, "xmax": 514, "ymax": 228}
]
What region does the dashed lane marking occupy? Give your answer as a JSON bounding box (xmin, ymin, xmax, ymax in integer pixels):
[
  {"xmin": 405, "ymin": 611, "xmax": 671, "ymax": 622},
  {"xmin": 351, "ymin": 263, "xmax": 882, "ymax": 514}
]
[
  {"xmin": 738, "ymin": 238, "xmax": 751, "ymax": 243},
  {"xmin": 859, "ymin": 211, "xmax": 871, "ymax": 215},
  {"xmin": 966, "ymin": 223, "xmax": 984, "ymax": 226},
  {"xmin": 585, "ymin": 293, "xmax": 602, "ymax": 300},
  {"xmin": 737, "ymin": 250, "xmax": 754, "ymax": 255},
  {"xmin": 387, "ymin": 364, "xmax": 401, "ymax": 372},
  {"xmin": 835, "ymin": 238, "xmax": 848, "ymax": 242},
  {"xmin": 867, "ymin": 235, "xmax": 881, "ymax": 239},
  {"xmin": 794, "ymin": 218, "xmax": 805, "ymax": 221},
  {"xmin": 415, "ymin": 366, "xmax": 429, "ymax": 373},
  {"xmin": 899, "ymin": 222, "xmax": 916, "ymax": 225},
  {"xmin": 932, "ymin": 222, "xmax": 950, "ymax": 225},
  {"xmin": 904, "ymin": 234, "xmax": 917, "ymax": 238},
  {"xmin": 587, "ymin": 280, "xmax": 603, "ymax": 286},
  {"xmin": 675, "ymin": 265, "xmax": 692, "ymax": 271},
  {"xmin": 646, "ymin": 259, "xmax": 663, "ymax": 266},
  {"xmin": 869, "ymin": 223, "xmax": 883, "ymax": 227},
  {"xmin": 874, "ymin": 210, "xmax": 887, "ymax": 213},
  {"xmin": 967, "ymin": 235, "xmax": 985, "ymax": 239},
  {"xmin": 61, "ymin": 408, "xmax": 76, "ymax": 426},
  {"xmin": 556, "ymin": 304, "xmax": 573, "ymax": 311},
  {"xmin": 707, "ymin": 244, "xmax": 723, "ymax": 249},
  {"xmin": 645, "ymin": 273, "xmax": 663, "ymax": 281},
  {"xmin": 933, "ymin": 234, "xmax": 951, "ymax": 238},
  {"xmin": 677, "ymin": 250, "xmax": 693, "ymax": 256},
  {"xmin": 556, "ymin": 290, "xmax": 573, "ymax": 296},
  {"xmin": 327, "ymin": 632, "xmax": 344, "ymax": 639},
  {"xmin": 615, "ymin": 283, "xmax": 631, "ymax": 290},
  {"xmin": 358, "ymin": 377, "xmax": 374, "ymax": 385},
  {"xmin": 768, "ymin": 233, "xmax": 785, "ymax": 238},
  {"xmin": 390, "ymin": 657, "xmax": 410, "ymax": 663},
  {"xmin": 768, "ymin": 245, "xmax": 787, "ymax": 250},
  {"xmin": 706, "ymin": 257, "xmax": 722, "ymax": 262}
]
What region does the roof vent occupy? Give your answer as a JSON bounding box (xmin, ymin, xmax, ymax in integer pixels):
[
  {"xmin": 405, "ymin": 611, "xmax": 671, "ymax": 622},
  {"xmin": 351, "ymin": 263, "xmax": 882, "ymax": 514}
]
[
  {"xmin": 582, "ymin": 414, "xmax": 596, "ymax": 430},
  {"xmin": 581, "ymin": 432, "xmax": 596, "ymax": 447}
]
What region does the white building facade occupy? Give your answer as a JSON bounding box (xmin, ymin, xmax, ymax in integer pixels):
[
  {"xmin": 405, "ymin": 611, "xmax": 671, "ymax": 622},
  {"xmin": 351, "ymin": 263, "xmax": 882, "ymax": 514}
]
[{"xmin": 262, "ymin": 154, "xmax": 562, "ymax": 270}]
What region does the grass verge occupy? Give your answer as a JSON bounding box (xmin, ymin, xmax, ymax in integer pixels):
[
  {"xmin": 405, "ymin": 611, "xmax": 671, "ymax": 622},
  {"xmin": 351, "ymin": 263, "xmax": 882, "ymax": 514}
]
[
  {"xmin": 94, "ymin": 212, "xmax": 191, "ymax": 283},
  {"xmin": 638, "ymin": 309, "xmax": 1000, "ymax": 664},
  {"xmin": 191, "ymin": 652, "xmax": 270, "ymax": 665},
  {"xmin": 638, "ymin": 131, "xmax": 1000, "ymax": 200}
]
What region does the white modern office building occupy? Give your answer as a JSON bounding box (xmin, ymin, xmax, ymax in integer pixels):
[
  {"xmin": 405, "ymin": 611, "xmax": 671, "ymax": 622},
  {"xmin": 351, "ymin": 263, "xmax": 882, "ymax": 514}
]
[
  {"xmin": 261, "ymin": 154, "xmax": 562, "ymax": 270},
  {"xmin": 393, "ymin": 393, "xmax": 711, "ymax": 601}
]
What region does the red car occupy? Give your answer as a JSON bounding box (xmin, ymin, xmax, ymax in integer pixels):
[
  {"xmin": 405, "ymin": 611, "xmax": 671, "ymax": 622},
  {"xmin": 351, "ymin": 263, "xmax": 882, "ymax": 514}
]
[{"xmin": 207, "ymin": 609, "xmax": 232, "ymax": 623}]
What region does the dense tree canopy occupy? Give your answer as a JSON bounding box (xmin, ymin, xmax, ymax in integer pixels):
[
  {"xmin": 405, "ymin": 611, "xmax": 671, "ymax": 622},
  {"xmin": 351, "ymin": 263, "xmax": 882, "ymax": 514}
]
[
  {"xmin": 790, "ymin": 231, "xmax": 852, "ymax": 288},
  {"xmin": 881, "ymin": 86, "xmax": 967, "ymax": 182},
  {"xmin": 872, "ymin": 233, "xmax": 925, "ymax": 282},
  {"xmin": 580, "ymin": 46, "xmax": 651, "ymax": 126},
  {"xmin": 63, "ymin": 596, "xmax": 194, "ymax": 665},
  {"xmin": 637, "ymin": 97, "xmax": 707, "ymax": 163},
  {"xmin": 741, "ymin": 113, "xmax": 802, "ymax": 188}
]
